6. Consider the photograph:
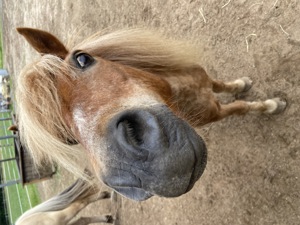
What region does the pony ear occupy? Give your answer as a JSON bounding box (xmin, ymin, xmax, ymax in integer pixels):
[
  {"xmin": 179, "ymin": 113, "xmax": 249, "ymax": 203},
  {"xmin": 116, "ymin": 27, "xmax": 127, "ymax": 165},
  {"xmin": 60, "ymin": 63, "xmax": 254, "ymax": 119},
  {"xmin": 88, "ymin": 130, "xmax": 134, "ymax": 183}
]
[{"xmin": 17, "ymin": 27, "xmax": 68, "ymax": 59}]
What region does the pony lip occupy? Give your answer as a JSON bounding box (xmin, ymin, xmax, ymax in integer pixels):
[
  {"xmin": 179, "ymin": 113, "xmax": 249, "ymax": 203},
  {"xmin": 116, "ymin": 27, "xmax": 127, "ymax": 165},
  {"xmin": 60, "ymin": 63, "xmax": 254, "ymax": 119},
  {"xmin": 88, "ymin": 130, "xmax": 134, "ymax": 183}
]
[
  {"xmin": 112, "ymin": 186, "xmax": 153, "ymax": 201},
  {"xmin": 185, "ymin": 137, "xmax": 207, "ymax": 193},
  {"xmin": 101, "ymin": 167, "xmax": 154, "ymax": 201}
]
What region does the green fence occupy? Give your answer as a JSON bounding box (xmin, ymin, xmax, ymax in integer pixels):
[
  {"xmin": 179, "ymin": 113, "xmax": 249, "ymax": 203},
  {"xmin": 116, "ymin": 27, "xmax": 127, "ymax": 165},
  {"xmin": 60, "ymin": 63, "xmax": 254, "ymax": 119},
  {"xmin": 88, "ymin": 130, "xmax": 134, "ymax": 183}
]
[{"xmin": 0, "ymin": 111, "xmax": 40, "ymax": 224}]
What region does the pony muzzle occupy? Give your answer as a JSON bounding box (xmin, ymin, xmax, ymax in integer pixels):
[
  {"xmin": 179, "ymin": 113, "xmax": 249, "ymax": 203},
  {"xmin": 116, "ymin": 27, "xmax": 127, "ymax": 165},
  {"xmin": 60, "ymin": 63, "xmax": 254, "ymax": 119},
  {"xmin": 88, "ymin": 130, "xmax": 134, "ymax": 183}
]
[{"xmin": 103, "ymin": 105, "xmax": 207, "ymax": 201}]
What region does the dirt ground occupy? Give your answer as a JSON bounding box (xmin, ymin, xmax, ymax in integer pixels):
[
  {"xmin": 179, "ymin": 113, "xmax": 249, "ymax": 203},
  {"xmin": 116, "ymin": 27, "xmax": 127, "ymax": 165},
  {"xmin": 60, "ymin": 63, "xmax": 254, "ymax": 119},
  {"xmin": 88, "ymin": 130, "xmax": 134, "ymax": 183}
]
[{"xmin": 2, "ymin": 0, "xmax": 300, "ymax": 224}]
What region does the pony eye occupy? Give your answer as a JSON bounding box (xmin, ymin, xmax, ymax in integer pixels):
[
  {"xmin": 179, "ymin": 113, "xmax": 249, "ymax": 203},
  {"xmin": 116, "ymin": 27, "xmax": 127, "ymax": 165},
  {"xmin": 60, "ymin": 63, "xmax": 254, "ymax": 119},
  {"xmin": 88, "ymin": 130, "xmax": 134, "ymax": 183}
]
[{"xmin": 75, "ymin": 53, "xmax": 94, "ymax": 69}]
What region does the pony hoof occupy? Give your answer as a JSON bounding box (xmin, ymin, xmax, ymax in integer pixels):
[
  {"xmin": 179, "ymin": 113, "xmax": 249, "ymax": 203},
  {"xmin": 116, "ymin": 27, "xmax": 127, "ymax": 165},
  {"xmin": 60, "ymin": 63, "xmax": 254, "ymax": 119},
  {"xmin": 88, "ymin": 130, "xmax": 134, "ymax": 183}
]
[
  {"xmin": 236, "ymin": 77, "xmax": 253, "ymax": 93},
  {"xmin": 105, "ymin": 215, "xmax": 114, "ymax": 223},
  {"xmin": 264, "ymin": 98, "xmax": 287, "ymax": 114},
  {"xmin": 99, "ymin": 191, "xmax": 111, "ymax": 199}
]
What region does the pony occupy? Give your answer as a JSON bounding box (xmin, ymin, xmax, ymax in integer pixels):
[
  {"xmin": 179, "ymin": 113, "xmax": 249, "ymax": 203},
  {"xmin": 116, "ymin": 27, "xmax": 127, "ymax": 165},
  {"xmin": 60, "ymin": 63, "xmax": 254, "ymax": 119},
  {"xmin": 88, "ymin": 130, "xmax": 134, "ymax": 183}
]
[
  {"xmin": 16, "ymin": 175, "xmax": 113, "ymax": 225},
  {"xmin": 16, "ymin": 27, "xmax": 286, "ymax": 201}
]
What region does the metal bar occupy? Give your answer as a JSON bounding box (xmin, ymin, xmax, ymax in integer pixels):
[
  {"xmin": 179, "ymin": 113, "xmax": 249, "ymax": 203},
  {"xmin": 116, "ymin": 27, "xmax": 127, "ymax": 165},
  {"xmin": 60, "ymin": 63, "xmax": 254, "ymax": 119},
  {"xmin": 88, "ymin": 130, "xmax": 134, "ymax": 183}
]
[
  {"xmin": 0, "ymin": 110, "xmax": 10, "ymax": 113},
  {"xmin": 0, "ymin": 135, "xmax": 17, "ymax": 140},
  {"xmin": 0, "ymin": 144, "xmax": 14, "ymax": 147},
  {"xmin": 0, "ymin": 117, "xmax": 12, "ymax": 121},
  {"xmin": 0, "ymin": 179, "xmax": 20, "ymax": 188},
  {"xmin": 0, "ymin": 157, "xmax": 17, "ymax": 163}
]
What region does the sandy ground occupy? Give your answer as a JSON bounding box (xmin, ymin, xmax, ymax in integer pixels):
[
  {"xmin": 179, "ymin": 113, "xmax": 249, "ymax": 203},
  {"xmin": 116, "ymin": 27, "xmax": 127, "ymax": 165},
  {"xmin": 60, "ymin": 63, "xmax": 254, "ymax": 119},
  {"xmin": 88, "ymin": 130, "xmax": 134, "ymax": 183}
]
[{"xmin": 2, "ymin": 0, "xmax": 300, "ymax": 224}]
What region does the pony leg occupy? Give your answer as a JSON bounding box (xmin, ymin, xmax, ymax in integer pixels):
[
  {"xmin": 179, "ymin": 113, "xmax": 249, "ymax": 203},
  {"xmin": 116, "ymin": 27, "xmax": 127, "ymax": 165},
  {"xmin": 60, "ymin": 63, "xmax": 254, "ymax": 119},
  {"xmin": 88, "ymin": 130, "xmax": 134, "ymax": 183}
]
[
  {"xmin": 69, "ymin": 215, "xmax": 114, "ymax": 225},
  {"xmin": 84, "ymin": 190, "xmax": 111, "ymax": 203},
  {"xmin": 209, "ymin": 77, "xmax": 286, "ymax": 119},
  {"xmin": 212, "ymin": 77, "xmax": 253, "ymax": 93},
  {"xmin": 216, "ymin": 98, "xmax": 286, "ymax": 120}
]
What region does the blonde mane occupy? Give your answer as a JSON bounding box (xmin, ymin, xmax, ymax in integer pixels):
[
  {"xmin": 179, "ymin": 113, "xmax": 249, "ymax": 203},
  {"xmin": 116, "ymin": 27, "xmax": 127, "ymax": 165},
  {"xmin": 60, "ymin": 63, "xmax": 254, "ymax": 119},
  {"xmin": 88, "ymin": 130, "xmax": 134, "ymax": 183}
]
[
  {"xmin": 17, "ymin": 28, "xmax": 201, "ymax": 178},
  {"xmin": 75, "ymin": 28, "xmax": 200, "ymax": 74}
]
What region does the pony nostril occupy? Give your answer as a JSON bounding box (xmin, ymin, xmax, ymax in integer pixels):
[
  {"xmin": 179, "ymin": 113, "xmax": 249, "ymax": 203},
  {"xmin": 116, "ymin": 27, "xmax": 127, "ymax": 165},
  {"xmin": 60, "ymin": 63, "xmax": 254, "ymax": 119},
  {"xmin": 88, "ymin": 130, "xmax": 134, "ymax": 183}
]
[
  {"xmin": 114, "ymin": 113, "xmax": 151, "ymax": 160},
  {"xmin": 113, "ymin": 109, "xmax": 163, "ymax": 157},
  {"xmin": 118, "ymin": 118, "xmax": 144, "ymax": 147}
]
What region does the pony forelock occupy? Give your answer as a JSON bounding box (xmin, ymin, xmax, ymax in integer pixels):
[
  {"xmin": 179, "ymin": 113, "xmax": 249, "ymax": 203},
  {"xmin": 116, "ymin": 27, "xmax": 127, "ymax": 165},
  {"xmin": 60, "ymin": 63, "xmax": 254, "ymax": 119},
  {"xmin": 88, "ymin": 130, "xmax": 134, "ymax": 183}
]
[{"xmin": 16, "ymin": 55, "xmax": 86, "ymax": 179}]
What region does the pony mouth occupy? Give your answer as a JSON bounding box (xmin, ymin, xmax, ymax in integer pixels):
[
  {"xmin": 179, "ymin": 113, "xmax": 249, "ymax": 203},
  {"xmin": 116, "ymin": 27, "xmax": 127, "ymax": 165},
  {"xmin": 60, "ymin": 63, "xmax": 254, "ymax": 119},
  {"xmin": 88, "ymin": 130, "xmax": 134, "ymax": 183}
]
[{"xmin": 112, "ymin": 186, "xmax": 153, "ymax": 201}]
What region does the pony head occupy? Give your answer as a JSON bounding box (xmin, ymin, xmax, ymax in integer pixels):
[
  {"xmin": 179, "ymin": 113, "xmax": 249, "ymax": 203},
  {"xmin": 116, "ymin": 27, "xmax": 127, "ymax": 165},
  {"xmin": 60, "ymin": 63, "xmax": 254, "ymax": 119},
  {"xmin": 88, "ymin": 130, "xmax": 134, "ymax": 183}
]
[{"xmin": 16, "ymin": 28, "xmax": 207, "ymax": 201}]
